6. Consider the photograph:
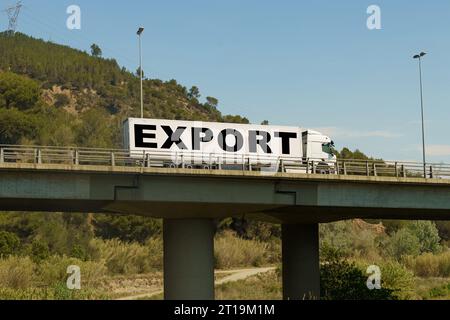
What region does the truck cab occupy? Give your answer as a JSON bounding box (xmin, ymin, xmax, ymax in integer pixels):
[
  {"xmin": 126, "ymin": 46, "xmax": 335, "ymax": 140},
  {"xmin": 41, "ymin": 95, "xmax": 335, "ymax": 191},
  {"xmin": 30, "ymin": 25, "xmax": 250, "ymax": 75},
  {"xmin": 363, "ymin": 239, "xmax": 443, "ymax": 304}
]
[{"xmin": 302, "ymin": 130, "xmax": 337, "ymax": 163}]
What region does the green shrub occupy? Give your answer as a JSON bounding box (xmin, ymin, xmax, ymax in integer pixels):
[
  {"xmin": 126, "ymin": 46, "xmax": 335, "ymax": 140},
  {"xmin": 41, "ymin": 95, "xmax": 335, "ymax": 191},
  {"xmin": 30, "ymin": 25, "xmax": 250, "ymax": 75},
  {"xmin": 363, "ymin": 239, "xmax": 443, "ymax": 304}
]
[
  {"xmin": 93, "ymin": 214, "xmax": 162, "ymax": 244},
  {"xmin": 0, "ymin": 71, "xmax": 41, "ymax": 110},
  {"xmin": 71, "ymin": 244, "xmax": 88, "ymax": 261},
  {"xmin": 386, "ymin": 228, "xmax": 421, "ymax": 259},
  {"xmin": 218, "ymin": 218, "xmax": 281, "ymax": 242},
  {"xmin": 378, "ymin": 260, "xmax": 415, "ymax": 300},
  {"xmin": 320, "ymin": 220, "xmax": 385, "ymax": 260},
  {"xmin": 31, "ymin": 239, "xmax": 50, "ymax": 262},
  {"xmin": 320, "ymin": 247, "xmax": 395, "ymax": 300},
  {"xmin": 407, "ymin": 221, "xmax": 441, "ymax": 254},
  {"xmin": 0, "ymin": 108, "xmax": 41, "ymax": 144},
  {"xmin": 0, "ymin": 287, "xmax": 52, "ymax": 300},
  {"xmin": 386, "ymin": 221, "xmax": 442, "ymax": 260},
  {"xmin": 435, "ymin": 221, "xmax": 450, "ymax": 243},
  {"xmin": 53, "ymin": 93, "xmax": 70, "ymax": 108},
  {"xmin": 427, "ymin": 282, "xmax": 450, "ymax": 299},
  {"xmin": 0, "ymin": 231, "xmax": 20, "ymax": 257}
]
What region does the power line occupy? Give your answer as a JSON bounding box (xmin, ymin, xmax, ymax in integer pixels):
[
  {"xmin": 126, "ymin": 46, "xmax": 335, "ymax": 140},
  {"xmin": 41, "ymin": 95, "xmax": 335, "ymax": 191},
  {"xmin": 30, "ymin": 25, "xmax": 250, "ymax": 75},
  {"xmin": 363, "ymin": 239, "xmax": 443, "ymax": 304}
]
[{"xmin": 3, "ymin": 1, "xmax": 22, "ymax": 35}]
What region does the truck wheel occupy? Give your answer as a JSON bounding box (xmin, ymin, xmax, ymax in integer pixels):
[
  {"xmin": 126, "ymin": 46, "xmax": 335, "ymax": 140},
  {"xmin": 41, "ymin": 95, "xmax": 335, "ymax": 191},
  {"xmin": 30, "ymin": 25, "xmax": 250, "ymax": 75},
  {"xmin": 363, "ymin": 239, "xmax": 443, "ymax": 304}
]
[
  {"xmin": 316, "ymin": 162, "xmax": 330, "ymax": 174},
  {"xmin": 168, "ymin": 163, "xmax": 178, "ymax": 169}
]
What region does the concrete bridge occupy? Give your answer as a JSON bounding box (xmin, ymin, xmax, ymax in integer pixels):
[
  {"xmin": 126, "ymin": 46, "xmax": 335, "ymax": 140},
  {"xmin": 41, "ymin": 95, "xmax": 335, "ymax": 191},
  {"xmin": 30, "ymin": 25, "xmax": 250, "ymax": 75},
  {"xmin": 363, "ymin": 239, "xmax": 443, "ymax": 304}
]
[{"xmin": 1, "ymin": 145, "xmax": 450, "ymax": 300}]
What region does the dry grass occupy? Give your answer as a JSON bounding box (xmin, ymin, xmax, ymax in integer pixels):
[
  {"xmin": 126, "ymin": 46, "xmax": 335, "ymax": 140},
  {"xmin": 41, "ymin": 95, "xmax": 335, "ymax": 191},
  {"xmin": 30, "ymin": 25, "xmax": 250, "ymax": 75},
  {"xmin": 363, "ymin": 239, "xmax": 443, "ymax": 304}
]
[
  {"xmin": 0, "ymin": 255, "xmax": 111, "ymax": 299},
  {"xmin": 0, "ymin": 256, "xmax": 34, "ymax": 289},
  {"xmin": 414, "ymin": 277, "xmax": 450, "ymax": 299},
  {"xmin": 214, "ymin": 231, "xmax": 278, "ymax": 269},
  {"xmin": 403, "ymin": 251, "xmax": 450, "ymax": 277},
  {"xmin": 89, "ymin": 237, "xmax": 162, "ymax": 274},
  {"xmin": 37, "ymin": 255, "xmax": 107, "ymax": 287}
]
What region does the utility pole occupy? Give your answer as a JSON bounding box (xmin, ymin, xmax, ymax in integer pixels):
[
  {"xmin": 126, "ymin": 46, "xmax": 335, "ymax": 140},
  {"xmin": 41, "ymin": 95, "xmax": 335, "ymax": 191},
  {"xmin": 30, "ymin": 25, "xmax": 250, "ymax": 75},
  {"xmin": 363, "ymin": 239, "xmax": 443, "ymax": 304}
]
[
  {"xmin": 413, "ymin": 52, "xmax": 427, "ymax": 178},
  {"xmin": 3, "ymin": 1, "xmax": 22, "ymax": 36},
  {"xmin": 137, "ymin": 27, "xmax": 144, "ymax": 118}
]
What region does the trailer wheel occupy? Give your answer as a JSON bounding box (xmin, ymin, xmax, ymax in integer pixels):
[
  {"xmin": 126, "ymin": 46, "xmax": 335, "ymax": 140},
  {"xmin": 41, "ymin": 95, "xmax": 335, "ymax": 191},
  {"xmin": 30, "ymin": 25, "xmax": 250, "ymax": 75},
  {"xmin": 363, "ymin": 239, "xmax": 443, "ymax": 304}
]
[
  {"xmin": 203, "ymin": 165, "xmax": 211, "ymax": 170},
  {"xmin": 185, "ymin": 164, "xmax": 193, "ymax": 169},
  {"xmin": 316, "ymin": 162, "xmax": 330, "ymax": 174},
  {"xmin": 168, "ymin": 163, "xmax": 178, "ymax": 169}
]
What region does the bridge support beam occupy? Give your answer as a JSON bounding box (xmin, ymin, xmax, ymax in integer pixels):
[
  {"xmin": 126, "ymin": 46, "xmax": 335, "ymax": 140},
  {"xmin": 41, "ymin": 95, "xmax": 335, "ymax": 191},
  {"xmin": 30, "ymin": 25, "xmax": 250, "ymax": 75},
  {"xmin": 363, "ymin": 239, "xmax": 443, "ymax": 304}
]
[
  {"xmin": 282, "ymin": 223, "xmax": 320, "ymax": 300},
  {"xmin": 163, "ymin": 219, "xmax": 215, "ymax": 300}
]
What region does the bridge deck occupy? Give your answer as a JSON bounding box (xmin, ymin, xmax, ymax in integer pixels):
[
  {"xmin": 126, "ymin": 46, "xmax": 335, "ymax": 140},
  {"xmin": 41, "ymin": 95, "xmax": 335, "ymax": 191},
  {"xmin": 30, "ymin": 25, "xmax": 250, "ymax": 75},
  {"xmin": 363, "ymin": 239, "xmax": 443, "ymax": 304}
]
[
  {"xmin": 1, "ymin": 162, "xmax": 450, "ymax": 223},
  {"xmin": 1, "ymin": 162, "xmax": 450, "ymax": 186}
]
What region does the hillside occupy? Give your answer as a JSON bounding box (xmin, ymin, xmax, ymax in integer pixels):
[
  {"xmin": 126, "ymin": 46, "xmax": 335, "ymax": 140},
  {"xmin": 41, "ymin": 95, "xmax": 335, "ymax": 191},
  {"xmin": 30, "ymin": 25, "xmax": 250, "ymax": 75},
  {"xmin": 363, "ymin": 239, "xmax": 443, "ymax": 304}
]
[{"xmin": 0, "ymin": 32, "xmax": 248, "ymax": 148}]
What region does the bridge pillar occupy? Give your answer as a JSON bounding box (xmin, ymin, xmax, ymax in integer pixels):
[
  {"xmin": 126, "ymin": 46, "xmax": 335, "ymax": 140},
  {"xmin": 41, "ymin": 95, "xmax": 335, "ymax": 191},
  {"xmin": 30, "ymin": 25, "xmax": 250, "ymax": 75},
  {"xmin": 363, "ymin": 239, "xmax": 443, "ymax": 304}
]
[
  {"xmin": 282, "ymin": 223, "xmax": 320, "ymax": 300},
  {"xmin": 163, "ymin": 219, "xmax": 215, "ymax": 300}
]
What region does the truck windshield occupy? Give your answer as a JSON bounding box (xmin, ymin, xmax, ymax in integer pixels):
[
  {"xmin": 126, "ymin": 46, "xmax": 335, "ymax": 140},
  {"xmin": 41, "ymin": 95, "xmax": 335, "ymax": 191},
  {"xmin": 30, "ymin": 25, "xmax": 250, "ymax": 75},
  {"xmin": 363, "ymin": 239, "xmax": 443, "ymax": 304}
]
[{"xmin": 322, "ymin": 142, "xmax": 335, "ymax": 155}]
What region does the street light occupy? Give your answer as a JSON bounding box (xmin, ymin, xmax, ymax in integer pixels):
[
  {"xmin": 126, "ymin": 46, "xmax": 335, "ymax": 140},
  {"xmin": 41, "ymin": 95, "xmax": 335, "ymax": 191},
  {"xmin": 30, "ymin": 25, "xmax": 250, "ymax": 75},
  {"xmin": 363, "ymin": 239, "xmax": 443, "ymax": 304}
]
[
  {"xmin": 137, "ymin": 27, "xmax": 144, "ymax": 118},
  {"xmin": 413, "ymin": 51, "xmax": 427, "ymax": 178}
]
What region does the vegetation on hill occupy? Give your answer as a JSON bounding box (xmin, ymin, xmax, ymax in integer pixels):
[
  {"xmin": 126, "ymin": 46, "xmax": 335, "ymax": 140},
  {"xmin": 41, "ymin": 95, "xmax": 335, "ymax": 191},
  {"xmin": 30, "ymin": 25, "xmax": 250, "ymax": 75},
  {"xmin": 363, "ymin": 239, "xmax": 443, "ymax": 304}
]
[{"xmin": 0, "ymin": 32, "xmax": 248, "ymax": 148}]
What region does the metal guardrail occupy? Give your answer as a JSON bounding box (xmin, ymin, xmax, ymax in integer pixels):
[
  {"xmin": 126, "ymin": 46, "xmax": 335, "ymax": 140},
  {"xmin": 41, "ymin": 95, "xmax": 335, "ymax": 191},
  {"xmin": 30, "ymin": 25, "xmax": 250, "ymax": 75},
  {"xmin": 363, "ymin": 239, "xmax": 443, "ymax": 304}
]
[{"xmin": 0, "ymin": 144, "xmax": 449, "ymax": 180}]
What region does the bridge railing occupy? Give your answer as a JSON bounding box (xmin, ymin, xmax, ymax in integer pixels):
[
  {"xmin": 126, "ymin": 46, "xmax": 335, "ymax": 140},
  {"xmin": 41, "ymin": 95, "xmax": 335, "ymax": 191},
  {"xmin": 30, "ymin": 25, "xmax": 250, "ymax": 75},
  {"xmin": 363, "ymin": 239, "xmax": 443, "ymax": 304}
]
[{"xmin": 1, "ymin": 144, "xmax": 450, "ymax": 180}]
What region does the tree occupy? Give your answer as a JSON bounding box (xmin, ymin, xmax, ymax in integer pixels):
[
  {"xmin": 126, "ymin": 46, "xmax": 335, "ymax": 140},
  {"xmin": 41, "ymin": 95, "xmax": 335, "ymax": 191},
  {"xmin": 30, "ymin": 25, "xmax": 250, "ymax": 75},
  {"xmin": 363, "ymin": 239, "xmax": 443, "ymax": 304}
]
[
  {"xmin": 338, "ymin": 148, "xmax": 370, "ymax": 160},
  {"xmin": 261, "ymin": 120, "xmax": 269, "ymax": 125},
  {"xmin": 90, "ymin": 43, "xmax": 102, "ymax": 57},
  {"xmin": 0, "ymin": 108, "xmax": 40, "ymax": 144},
  {"xmin": 320, "ymin": 246, "xmax": 395, "ymax": 300},
  {"xmin": 407, "ymin": 221, "xmax": 441, "ymax": 254},
  {"xmin": 136, "ymin": 67, "xmax": 144, "ymax": 79},
  {"xmin": 222, "ymin": 114, "xmax": 250, "ymax": 124},
  {"xmin": 188, "ymin": 86, "xmax": 200, "ymax": 99},
  {"xmin": 386, "ymin": 221, "xmax": 441, "ymax": 259},
  {"xmin": 435, "ymin": 221, "xmax": 450, "ymax": 243},
  {"xmin": 76, "ymin": 108, "xmax": 113, "ymax": 148},
  {"xmin": 0, "ymin": 72, "xmax": 40, "ymax": 110},
  {"xmin": 205, "ymin": 96, "xmax": 218, "ymax": 109},
  {"xmin": 53, "ymin": 93, "xmax": 70, "ymax": 108},
  {"xmin": 0, "ymin": 231, "xmax": 20, "ymax": 257},
  {"xmin": 94, "ymin": 214, "xmax": 162, "ymax": 243},
  {"xmin": 386, "ymin": 228, "xmax": 421, "ymax": 259}
]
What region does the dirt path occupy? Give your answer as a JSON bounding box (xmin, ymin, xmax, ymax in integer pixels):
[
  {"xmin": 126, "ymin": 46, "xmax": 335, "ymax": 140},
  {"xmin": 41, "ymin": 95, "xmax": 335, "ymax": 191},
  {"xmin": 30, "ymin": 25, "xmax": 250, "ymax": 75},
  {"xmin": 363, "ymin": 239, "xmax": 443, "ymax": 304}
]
[
  {"xmin": 116, "ymin": 267, "xmax": 276, "ymax": 300},
  {"xmin": 215, "ymin": 267, "xmax": 275, "ymax": 285}
]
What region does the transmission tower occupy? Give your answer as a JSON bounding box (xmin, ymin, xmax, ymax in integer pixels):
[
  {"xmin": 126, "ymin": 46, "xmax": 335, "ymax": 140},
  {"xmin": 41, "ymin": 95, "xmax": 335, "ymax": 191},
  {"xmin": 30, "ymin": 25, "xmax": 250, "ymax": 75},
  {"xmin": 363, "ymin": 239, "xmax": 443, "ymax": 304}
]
[{"xmin": 3, "ymin": 1, "xmax": 22, "ymax": 35}]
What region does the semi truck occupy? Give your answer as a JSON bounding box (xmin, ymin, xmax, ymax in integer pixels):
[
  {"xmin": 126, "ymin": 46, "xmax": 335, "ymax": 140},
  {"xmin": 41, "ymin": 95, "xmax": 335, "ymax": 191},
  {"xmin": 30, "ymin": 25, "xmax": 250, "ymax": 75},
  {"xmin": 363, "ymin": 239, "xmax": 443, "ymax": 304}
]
[{"xmin": 123, "ymin": 118, "xmax": 336, "ymax": 173}]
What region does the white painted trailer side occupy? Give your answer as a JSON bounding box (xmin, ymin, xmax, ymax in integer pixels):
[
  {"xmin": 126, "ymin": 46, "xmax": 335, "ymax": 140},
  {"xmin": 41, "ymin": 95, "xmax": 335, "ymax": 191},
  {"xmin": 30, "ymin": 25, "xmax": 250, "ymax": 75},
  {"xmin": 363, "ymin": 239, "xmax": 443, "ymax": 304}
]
[{"xmin": 123, "ymin": 118, "xmax": 303, "ymax": 167}]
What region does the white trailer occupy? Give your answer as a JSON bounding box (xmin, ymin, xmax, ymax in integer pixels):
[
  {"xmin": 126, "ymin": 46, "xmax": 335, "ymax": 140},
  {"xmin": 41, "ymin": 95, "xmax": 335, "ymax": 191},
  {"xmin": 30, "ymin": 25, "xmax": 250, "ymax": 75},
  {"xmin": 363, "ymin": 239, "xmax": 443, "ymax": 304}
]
[{"xmin": 123, "ymin": 118, "xmax": 336, "ymax": 173}]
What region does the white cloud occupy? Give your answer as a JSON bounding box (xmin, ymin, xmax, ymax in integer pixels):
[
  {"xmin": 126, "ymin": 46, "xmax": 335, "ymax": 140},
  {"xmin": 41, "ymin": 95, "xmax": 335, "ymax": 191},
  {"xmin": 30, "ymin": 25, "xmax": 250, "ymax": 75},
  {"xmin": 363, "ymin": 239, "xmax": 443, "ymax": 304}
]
[{"xmin": 315, "ymin": 127, "xmax": 402, "ymax": 139}]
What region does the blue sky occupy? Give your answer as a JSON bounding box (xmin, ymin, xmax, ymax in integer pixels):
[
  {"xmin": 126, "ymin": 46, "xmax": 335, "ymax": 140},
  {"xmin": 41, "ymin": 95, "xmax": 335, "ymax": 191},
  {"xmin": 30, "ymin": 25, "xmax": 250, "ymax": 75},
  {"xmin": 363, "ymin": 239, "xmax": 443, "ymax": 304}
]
[{"xmin": 2, "ymin": 0, "xmax": 450, "ymax": 162}]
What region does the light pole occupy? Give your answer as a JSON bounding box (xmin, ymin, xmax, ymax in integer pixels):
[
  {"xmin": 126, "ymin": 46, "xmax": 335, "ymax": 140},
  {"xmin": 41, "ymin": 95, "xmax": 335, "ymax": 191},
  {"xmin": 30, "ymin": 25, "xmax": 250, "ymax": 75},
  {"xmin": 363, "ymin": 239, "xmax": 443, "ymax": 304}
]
[
  {"xmin": 137, "ymin": 27, "xmax": 144, "ymax": 118},
  {"xmin": 413, "ymin": 51, "xmax": 427, "ymax": 178}
]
